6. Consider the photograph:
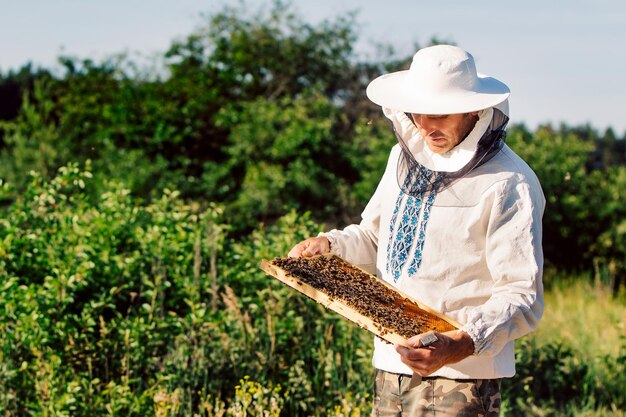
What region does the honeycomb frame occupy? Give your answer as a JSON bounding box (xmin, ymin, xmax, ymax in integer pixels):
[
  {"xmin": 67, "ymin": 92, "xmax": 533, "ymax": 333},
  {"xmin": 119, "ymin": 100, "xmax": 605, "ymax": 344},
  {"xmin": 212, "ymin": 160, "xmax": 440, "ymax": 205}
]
[{"xmin": 260, "ymin": 254, "xmax": 462, "ymax": 347}]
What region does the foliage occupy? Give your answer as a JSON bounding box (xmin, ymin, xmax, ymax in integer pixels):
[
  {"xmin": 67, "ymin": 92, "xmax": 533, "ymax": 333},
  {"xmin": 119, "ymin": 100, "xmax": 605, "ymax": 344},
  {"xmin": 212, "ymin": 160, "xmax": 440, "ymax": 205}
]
[
  {"xmin": 213, "ymin": 90, "xmax": 367, "ymax": 229},
  {"xmin": 0, "ymin": 164, "xmax": 226, "ymax": 414},
  {"xmin": 341, "ymin": 116, "xmax": 397, "ymax": 217},
  {"xmin": 0, "ymin": 63, "xmax": 52, "ymax": 123},
  {"xmin": 0, "ymin": 80, "xmax": 69, "ymax": 184},
  {"xmin": 0, "ymin": 164, "xmax": 374, "ymax": 415}
]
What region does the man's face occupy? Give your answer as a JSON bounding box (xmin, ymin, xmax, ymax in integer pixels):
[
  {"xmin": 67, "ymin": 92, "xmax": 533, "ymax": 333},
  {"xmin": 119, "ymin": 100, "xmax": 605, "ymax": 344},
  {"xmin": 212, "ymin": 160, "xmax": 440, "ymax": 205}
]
[{"xmin": 411, "ymin": 112, "xmax": 479, "ymax": 154}]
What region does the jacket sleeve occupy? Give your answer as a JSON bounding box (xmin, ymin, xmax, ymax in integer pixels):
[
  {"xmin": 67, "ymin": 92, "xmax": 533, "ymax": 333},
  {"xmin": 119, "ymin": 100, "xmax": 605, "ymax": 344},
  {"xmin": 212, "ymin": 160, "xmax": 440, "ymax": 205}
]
[
  {"xmin": 318, "ymin": 145, "xmax": 400, "ymax": 275},
  {"xmin": 461, "ymin": 177, "xmax": 546, "ymax": 356}
]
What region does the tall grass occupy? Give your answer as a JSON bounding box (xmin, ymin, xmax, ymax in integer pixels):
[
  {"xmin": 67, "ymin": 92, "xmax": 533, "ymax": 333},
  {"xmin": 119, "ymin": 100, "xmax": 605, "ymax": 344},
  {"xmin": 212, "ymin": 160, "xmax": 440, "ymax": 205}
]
[
  {"xmin": 536, "ymin": 270, "xmax": 625, "ymax": 359},
  {"xmin": 501, "ymin": 269, "xmax": 626, "ymax": 416}
]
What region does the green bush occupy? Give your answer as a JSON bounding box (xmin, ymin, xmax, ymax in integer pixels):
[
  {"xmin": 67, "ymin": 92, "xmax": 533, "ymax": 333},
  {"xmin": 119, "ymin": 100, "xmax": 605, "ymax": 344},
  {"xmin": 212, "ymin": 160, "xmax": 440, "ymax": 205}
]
[
  {"xmin": 0, "ymin": 164, "xmax": 374, "ymax": 416},
  {"xmin": 0, "ymin": 163, "xmax": 226, "ymax": 414}
]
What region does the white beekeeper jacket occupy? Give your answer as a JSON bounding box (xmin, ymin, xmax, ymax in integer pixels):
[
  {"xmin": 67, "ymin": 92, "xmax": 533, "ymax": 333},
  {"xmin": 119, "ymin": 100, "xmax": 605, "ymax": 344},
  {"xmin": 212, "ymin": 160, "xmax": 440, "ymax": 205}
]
[{"xmin": 320, "ymin": 107, "xmax": 545, "ymax": 379}]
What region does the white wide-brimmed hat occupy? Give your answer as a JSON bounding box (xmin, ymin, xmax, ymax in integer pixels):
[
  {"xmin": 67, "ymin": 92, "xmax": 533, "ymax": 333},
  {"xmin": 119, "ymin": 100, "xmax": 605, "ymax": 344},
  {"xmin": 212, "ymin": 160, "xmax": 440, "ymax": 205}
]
[{"xmin": 366, "ymin": 45, "xmax": 510, "ymax": 115}]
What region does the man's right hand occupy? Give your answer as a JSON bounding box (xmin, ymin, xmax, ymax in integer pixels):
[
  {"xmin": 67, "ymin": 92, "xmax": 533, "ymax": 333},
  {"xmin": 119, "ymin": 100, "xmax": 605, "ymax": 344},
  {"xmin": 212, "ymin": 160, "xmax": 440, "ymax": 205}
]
[{"xmin": 288, "ymin": 237, "xmax": 331, "ymax": 258}]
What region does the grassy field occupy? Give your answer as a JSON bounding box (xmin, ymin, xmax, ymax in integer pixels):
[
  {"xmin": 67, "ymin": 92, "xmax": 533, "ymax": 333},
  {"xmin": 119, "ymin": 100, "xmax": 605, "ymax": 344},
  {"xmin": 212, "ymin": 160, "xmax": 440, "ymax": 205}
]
[
  {"xmin": 534, "ymin": 274, "xmax": 625, "ymax": 359},
  {"xmin": 507, "ymin": 273, "xmax": 626, "ymax": 417}
]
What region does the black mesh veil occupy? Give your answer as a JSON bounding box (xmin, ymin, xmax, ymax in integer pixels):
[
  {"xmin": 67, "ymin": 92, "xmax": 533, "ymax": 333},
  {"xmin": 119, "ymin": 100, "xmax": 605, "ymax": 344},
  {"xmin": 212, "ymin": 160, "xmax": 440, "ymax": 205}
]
[{"xmin": 392, "ymin": 108, "xmax": 509, "ymax": 197}]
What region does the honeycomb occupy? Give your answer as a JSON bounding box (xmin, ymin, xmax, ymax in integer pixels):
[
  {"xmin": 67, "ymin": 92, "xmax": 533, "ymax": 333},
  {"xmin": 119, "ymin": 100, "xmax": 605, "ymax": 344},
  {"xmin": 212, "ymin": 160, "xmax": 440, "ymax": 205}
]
[{"xmin": 261, "ymin": 254, "xmax": 459, "ymax": 345}]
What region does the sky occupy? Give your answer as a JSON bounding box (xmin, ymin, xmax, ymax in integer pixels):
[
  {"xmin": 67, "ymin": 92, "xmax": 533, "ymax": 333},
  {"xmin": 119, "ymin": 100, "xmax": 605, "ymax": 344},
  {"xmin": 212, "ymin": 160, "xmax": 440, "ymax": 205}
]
[{"xmin": 1, "ymin": 0, "xmax": 625, "ymax": 135}]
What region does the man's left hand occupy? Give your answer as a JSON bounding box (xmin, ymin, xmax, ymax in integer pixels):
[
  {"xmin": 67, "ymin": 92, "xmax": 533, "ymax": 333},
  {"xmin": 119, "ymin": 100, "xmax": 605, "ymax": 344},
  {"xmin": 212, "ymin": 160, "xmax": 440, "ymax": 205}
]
[{"xmin": 395, "ymin": 331, "xmax": 475, "ymax": 376}]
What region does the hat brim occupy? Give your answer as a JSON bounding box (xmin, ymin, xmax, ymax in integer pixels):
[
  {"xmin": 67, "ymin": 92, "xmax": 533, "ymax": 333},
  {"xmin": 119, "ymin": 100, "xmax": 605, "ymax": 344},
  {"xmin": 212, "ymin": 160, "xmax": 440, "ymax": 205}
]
[{"xmin": 366, "ymin": 70, "xmax": 510, "ymax": 115}]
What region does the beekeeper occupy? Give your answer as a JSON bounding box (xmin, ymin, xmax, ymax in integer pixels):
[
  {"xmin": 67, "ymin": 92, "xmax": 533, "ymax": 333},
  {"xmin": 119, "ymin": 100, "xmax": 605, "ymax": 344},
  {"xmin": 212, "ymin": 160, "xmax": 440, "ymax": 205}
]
[{"xmin": 289, "ymin": 44, "xmax": 545, "ymax": 416}]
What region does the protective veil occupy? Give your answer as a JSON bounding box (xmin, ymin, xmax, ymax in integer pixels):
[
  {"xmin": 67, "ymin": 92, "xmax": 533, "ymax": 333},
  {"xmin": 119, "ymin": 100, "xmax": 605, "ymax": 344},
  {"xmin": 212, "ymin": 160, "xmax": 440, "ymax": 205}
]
[{"xmin": 383, "ymin": 105, "xmax": 510, "ymax": 206}]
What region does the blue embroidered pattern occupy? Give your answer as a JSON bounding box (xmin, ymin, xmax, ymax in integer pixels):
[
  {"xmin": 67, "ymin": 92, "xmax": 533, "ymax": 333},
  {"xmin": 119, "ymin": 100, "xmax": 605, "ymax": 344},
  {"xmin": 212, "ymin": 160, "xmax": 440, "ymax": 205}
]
[{"xmin": 386, "ymin": 167, "xmax": 441, "ymax": 282}]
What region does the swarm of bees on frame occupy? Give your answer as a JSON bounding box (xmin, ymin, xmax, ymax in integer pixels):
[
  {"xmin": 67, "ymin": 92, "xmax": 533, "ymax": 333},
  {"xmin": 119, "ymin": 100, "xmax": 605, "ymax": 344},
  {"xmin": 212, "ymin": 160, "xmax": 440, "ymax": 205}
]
[{"xmin": 272, "ymin": 256, "xmax": 454, "ymax": 338}]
